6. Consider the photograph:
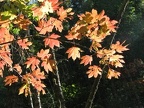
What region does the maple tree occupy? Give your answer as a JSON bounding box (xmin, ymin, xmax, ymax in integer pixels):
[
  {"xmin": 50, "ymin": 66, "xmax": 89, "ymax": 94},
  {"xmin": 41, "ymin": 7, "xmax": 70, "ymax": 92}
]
[{"xmin": 0, "ymin": 0, "xmax": 129, "ymax": 107}]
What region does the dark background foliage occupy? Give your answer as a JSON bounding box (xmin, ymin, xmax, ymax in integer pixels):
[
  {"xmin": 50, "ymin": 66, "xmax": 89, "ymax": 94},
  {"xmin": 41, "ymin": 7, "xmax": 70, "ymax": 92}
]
[{"xmin": 0, "ymin": 0, "xmax": 144, "ymax": 108}]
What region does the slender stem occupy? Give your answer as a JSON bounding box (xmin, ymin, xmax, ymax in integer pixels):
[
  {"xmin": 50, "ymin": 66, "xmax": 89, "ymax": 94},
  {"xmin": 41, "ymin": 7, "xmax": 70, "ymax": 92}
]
[
  {"xmin": 37, "ymin": 91, "xmax": 42, "ymax": 108},
  {"xmin": 85, "ymin": 65, "xmax": 105, "ymax": 108},
  {"xmin": 110, "ymin": 0, "xmax": 129, "ymax": 45},
  {"xmin": 52, "ymin": 49, "xmax": 66, "ymax": 108},
  {"xmin": 29, "ymin": 88, "xmax": 34, "ymax": 108}
]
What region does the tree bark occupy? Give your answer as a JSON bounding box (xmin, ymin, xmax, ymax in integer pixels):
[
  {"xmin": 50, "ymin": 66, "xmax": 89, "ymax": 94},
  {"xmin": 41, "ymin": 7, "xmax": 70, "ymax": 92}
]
[{"xmin": 52, "ymin": 49, "xmax": 66, "ymax": 108}]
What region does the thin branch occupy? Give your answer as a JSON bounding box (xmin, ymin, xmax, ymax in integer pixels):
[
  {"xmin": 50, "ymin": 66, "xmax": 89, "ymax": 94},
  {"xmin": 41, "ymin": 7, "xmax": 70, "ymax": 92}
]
[
  {"xmin": 85, "ymin": 65, "xmax": 105, "ymax": 108},
  {"xmin": 52, "ymin": 49, "xmax": 66, "ymax": 108},
  {"xmin": 85, "ymin": 0, "xmax": 130, "ymax": 108},
  {"xmin": 37, "ymin": 91, "xmax": 42, "ymax": 108},
  {"xmin": 110, "ymin": 0, "xmax": 130, "ymax": 45}
]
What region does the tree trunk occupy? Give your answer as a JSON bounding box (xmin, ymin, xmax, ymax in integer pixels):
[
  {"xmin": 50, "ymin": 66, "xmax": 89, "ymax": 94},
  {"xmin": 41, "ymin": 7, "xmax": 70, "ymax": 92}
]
[{"xmin": 52, "ymin": 49, "xmax": 66, "ymax": 108}]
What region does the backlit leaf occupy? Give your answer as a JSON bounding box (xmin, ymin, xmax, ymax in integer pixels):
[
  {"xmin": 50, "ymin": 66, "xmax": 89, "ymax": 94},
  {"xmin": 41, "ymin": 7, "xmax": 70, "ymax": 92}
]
[
  {"xmin": 86, "ymin": 65, "xmax": 102, "ymax": 78},
  {"xmin": 107, "ymin": 68, "xmax": 121, "ymax": 79},
  {"xmin": 37, "ymin": 49, "xmax": 51, "ymax": 60},
  {"xmin": 111, "ymin": 41, "xmax": 129, "ymax": 53},
  {"xmin": 13, "ymin": 64, "xmax": 22, "ymax": 74},
  {"xmin": 25, "ymin": 57, "xmax": 40, "ymax": 71},
  {"xmin": 4, "ymin": 75, "xmax": 18, "ymax": 86},
  {"xmin": 44, "ymin": 33, "xmax": 61, "ymax": 49},
  {"xmin": 80, "ymin": 55, "xmax": 93, "ymax": 66},
  {"xmin": 17, "ymin": 38, "xmax": 32, "ymax": 49},
  {"xmin": 66, "ymin": 47, "xmax": 82, "ymax": 61}
]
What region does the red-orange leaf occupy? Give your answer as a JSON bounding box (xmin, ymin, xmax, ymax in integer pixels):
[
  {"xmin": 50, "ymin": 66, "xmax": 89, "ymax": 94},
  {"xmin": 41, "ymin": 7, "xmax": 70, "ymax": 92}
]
[
  {"xmin": 86, "ymin": 65, "xmax": 102, "ymax": 78},
  {"xmin": 41, "ymin": 59, "xmax": 55, "ymax": 72},
  {"xmin": 4, "ymin": 75, "xmax": 18, "ymax": 86},
  {"xmin": 25, "ymin": 57, "xmax": 40, "ymax": 71},
  {"xmin": 0, "ymin": 69, "xmax": 3, "ymax": 77},
  {"xmin": 107, "ymin": 68, "xmax": 121, "ymax": 79},
  {"xmin": 80, "ymin": 55, "xmax": 93, "ymax": 66},
  {"xmin": 32, "ymin": 68, "xmax": 45, "ymax": 80},
  {"xmin": 66, "ymin": 47, "xmax": 82, "ymax": 61},
  {"xmin": 35, "ymin": 19, "xmax": 54, "ymax": 34},
  {"xmin": 37, "ymin": 49, "xmax": 51, "ymax": 60},
  {"xmin": 57, "ymin": 6, "xmax": 74, "ymax": 21},
  {"xmin": 111, "ymin": 41, "xmax": 129, "ymax": 53},
  {"xmin": 14, "ymin": 64, "xmax": 22, "ymax": 74},
  {"xmin": 17, "ymin": 38, "xmax": 32, "ymax": 49},
  {"xmin": 13, "ymin": 14, "xmax": 31, "ymax": 30},
  {"xmin": 44, "ymin": 33, "xmax": 60, "ymax": 49}
]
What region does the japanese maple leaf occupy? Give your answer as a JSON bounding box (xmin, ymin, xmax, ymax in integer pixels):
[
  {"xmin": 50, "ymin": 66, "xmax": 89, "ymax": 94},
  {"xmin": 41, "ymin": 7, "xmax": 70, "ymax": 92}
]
[
  {"xmin": 109, "ymin": 54, "xmax": 125, "ymax": 68},
  {"xmin": 80, "ymin": 55, "xmax": 93, "ymax": 66},
  {"xmin": 86, "ymin": 65, "xmax": 102, "ymax": 78},
  {"xmin": 32, "ymin": 0, "xmax": 54, "ymax": 19},
  {"xmin": 44, "ymin": 33, "xmax": 61, "ymax": 49},
  {"xmin": 25, "ymin": 57, "xmax": 40, "ymax": 71},
  {"xmin": 32, "ymin": 7, "xmax": 44, "ymax": 19},
  {"xmin": 37, "ymin": 49, "xmax": 51, "ymax": 60},
  {"xmin": 0, "ymin": 60, "xmax": 5, "ymax": 70},
  {"xmin": 51, "ymin": 18, "xmax": 63, "ymax": 32},
  {"xmin": 32, "ymin": 68, "xmax": 45, "ymax": 80},
  {"xmin": 66, "ymin": 47, "xmax": 82, "ymax": 61},
  {"xmin": 41, "ymin": 59, "xmax": 55, "ymax": 72},
  {"xmin": 19, "ymin": 84, "xmax": 29, "ymax": 97},
  {"xmin": 0, "ymin": 69, "xmax": 3, "ymax": 77},
  {"xmin": 4, "ymin": 75, "xmax": 18, "ymax": 86},
  {"xmin": 41, "ymin": 0, "xmax": 53, "ymax": 14},
  {"xmin": 0, "ymin": 50, "xmax": 13, "ymax": 67},
  {"xmin": 49, "ymin": 0, "xmax": 60, "ymax": 11},
  {"xmin": 17, "ymin": 38, "xmax": 32, "ymax": 49},
  {"xmin": 13, "ymin": 14, "xmax": 31, "ymax": 30},
  {"xmin": 13, "ymin": 64, "xmax": 22, "ymax": 74},
  {"xmin": 57, "ymin": 6, "xmax": 74, "ymax": 21},
  {"xmin": 111, "ymin": 41, "xmax": 129, "ymax": 53},
  {"xmin": 35, "ymin": 19, "xmax": 54, "ymax": 34},
  {"xmin": 31, "ymin": 79, "xmax": 46, "ymax": 94},
  {"xmin": 107, "ymin": 68, "xmax": 121, "ymax": 79}
]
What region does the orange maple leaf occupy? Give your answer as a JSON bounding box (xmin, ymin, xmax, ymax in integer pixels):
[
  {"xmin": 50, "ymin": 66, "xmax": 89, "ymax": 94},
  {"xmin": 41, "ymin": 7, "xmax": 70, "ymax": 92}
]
[
  {"xmin": 25, "ymin": 57, "xmax": 40, "ymax": 71},
  {"xmin": 44, "ymin": 33, "xmax": 61, "ymax": 49},
  {"xmin": 86, "ymin": 65, "xmax": 102, "ymax": 78},
  {"xmin": 35, "ymin": 19, "xmax": 54, "ymax": 35},
  {"xmin": 51, "ymin": 18, "xmax": 63, "ymax": 32},
  {"xmin": 66, "ymin": 47, "xmax": 82, "ymax": 61},
  {"xmin": 19, "ymin": 84, "xmax": 29, "ymax": 97},
  {"xmin": 17, "ymin": 38, "xmax": 32, "ymax": 49},
  {"xmin": 0, "ymin": 50, "xmax": 13, "ymax": 67},
  {"xmin": 14, "ymin": 64, "xmax": 22, "ymax": 74},
  {"xmin": 57, "ymin": 6, "xmax": 74, "ymax": 21},
  {"xmin": 107, "ymin": 68, "xmax": 121, "ymax": 79},
  {"xmin": 41, "ymin": 59, "xmax": 55, "ymax": 72},
  {"xmin": 109, "ymin": 54, "xmax": 125, "ymax": 68},
  {"xmin": 0, "ymin": 60, "xmax": 5, "ymax": 70},
  {"xmin": 0, "ymin": 69, "xmax": 3, "ymax": 77},
  {"xmin": 4, "ymin": 75, "xmax": 18, "ymax": 86},
  {"xmin": 31, "ymin": 68, "xmax": 45, "ymax": 80},
  {"xmin": 49, "ymin": 0, "xmax": 60, "ymax": 11},
  {"xmin": 13, "ymin": 14, "xmax": 31, "ymax": 30},
  {"xmin": 111, "ymin": 41, "xmax": 129, "ymax": 53},
  {"xmin": 37, "ymin": 49, "xmax": 51, "ymax": 60},
  {"xmin": 31, "ymin": 79, "xmax": 46, "ymax": 94},
  {"xmin": 80, "ymin": 55, "xmax": 93, "ymax": 66}
]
